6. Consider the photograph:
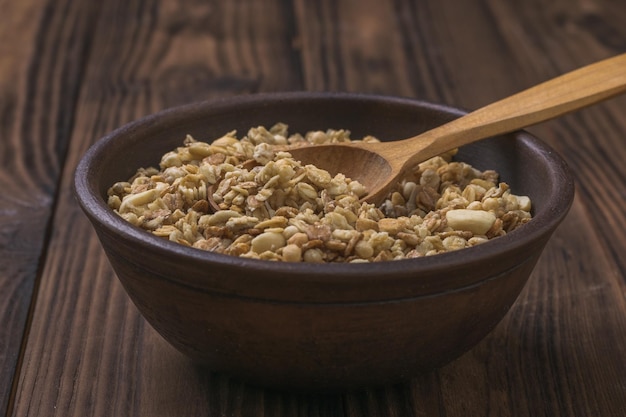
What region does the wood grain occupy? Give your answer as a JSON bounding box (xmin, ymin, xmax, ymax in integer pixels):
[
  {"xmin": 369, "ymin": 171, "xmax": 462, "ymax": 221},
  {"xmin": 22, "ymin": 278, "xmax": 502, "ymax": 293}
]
[
  {"xmin": 0, "ymin": 0, "xmax": 103, "ymax": 411},
  {"xmin": 2, "ymin": 0, "xmax": 625, "ymax": 416}
]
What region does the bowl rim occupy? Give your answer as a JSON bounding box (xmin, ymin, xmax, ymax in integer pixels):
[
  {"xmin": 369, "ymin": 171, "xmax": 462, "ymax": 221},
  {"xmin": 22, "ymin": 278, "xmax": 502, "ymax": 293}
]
[{"xmin": 74, "ymin": 91, "xmax": 575, "ymax": 296}]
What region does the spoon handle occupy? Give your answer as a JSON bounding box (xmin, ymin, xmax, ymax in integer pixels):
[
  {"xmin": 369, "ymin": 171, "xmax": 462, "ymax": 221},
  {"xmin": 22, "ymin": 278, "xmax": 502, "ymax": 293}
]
[{"xmin": 400, "ymin": 53, "xmax": 626, "ymax": 165}]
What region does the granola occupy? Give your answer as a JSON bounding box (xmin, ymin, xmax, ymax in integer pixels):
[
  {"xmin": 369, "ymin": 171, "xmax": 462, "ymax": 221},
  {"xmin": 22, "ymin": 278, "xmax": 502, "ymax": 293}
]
[{"xmin": 107, "ymin": 123, "xmax": 532, "ymax": 263}]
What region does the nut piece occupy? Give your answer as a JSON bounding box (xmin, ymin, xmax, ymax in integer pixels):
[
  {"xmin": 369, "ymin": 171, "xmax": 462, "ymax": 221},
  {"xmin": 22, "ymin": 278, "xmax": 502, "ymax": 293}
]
[
  {"xmin": 282, "ymin": 244, "xmax": 302, "ymax": 262},
  {"xmin": 446, "ymin": 209, "xmax": 496, "ymax": 235},
  {"xmin": 251, "ymin": 231, "xmax": 286, "ymax": 254}
]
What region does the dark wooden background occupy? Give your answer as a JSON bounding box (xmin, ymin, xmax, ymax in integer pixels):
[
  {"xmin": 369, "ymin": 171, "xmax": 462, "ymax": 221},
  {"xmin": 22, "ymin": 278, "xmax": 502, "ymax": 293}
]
[{"xmin": 1, "ymin": 0, "xmax": 625, "ymax": 416}]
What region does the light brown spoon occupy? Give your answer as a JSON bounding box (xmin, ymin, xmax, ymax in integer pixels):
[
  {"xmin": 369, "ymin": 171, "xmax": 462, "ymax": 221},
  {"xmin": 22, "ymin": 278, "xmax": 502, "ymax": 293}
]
[{"xmin": 285, "ymin": 53, "xmax": 626, "ymax": 204}]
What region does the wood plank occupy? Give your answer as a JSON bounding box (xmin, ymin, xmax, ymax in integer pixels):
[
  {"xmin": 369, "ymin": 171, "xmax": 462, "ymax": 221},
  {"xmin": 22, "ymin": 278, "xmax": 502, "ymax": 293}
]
[
  {"xmin": 0, "ymin": 0, "xmax": 102, "ymax": 411},
  {"xmin": 294, "ymin": 0, "xmax": 416, "ymax": 95}
]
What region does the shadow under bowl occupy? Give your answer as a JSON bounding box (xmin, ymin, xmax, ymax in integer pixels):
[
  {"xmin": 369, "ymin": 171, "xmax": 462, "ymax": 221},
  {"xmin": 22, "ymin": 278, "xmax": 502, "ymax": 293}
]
[{"xmin": 74, "ymin": 92, "xmax": 574, "ymax": 390}]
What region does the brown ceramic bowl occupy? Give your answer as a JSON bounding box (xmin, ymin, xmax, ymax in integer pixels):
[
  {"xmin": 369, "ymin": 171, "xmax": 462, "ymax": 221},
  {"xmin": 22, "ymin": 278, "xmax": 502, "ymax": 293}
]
[{"xmin": 74, "ymin": 92, "xmax": 574, "ymax": 390}]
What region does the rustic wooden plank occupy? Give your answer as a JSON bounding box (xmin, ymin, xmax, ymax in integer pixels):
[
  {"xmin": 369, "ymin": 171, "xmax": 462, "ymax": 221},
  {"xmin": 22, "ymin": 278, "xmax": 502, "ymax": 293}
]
[
  {"xmin": 294, "ymin": 0, "xmax": 416, "ymax": 96},
  {"xmin": 0, "ymin": 0, "xmax": 104, "ymax": 412},
  {"xmin": 0, "ymin": 3, "xmax": 47, "ymax": 410}
]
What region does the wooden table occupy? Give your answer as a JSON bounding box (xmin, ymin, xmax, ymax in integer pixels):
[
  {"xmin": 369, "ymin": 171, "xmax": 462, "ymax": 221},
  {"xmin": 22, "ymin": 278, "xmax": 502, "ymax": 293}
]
[{"xmin": 2, "ymin": 0, "xmax": 625, "ymax": 416}]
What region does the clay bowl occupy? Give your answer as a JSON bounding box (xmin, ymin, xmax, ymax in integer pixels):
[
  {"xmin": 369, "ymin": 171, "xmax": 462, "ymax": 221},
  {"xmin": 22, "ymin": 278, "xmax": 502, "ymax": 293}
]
[{"xmin": 74, "ymin": 92, "xmax": 574, "ymax": 390}]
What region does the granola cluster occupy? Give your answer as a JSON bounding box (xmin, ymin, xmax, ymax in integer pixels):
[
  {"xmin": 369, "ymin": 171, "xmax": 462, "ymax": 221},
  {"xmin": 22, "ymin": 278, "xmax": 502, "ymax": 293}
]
[{"xmin": 107, "ymin": 123, "xmax": 532, "ymax": 263}]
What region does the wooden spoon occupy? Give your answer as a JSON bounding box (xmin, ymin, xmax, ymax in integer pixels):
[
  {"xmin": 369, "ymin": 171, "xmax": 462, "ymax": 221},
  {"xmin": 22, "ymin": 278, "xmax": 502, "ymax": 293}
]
[{"xmin": 285, "ymin": 53, "xmax": 626, "ymax": 204}]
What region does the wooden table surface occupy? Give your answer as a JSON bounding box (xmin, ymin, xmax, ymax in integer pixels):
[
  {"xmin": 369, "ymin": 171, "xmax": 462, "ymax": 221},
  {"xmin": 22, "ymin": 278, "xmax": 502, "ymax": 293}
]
[{"xmin": 2, "ymin": 0, "xmax": 626, "ymax": 416}]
